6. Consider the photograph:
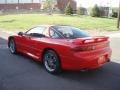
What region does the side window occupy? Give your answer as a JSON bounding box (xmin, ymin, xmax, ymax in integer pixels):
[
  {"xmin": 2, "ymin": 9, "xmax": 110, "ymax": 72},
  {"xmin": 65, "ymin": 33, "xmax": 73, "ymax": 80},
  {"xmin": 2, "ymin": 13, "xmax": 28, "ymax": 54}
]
[
  {"xmin": 26, "ymin": 27, "xmax": 46, "ymax": 35},
  {"xmin": 50, "ymin": 29, "xmax": 60, "ymax": 39},
  {"xmin": 43, "ymin": 28, "xmax": 49, "ymax": 37}
]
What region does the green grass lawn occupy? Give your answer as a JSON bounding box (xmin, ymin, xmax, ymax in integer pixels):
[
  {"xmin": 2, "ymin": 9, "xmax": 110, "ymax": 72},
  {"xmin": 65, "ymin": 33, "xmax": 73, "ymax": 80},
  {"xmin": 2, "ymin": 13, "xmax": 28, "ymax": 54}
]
[{"xmin": 0, "ymin": 14, "xmax": 117, "ymax": 31}]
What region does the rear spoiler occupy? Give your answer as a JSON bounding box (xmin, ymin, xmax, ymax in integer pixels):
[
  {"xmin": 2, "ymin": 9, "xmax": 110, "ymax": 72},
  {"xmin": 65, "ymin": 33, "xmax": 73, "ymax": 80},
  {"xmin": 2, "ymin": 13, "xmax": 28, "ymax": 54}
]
[
  {"xmin": 93, "ymin": 36, "xmax": 109, "ymax": 42},
  {"xmin": 73, "ymin": 36, "xmax": 109, "ymax": 44}
]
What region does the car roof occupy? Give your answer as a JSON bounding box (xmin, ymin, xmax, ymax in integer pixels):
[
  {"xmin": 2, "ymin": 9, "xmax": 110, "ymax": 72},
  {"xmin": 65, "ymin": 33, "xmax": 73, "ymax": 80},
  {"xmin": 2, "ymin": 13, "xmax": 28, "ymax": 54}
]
[{"xmin": 36, "ymin": 24, "xmax": 71, "ymax": 28}]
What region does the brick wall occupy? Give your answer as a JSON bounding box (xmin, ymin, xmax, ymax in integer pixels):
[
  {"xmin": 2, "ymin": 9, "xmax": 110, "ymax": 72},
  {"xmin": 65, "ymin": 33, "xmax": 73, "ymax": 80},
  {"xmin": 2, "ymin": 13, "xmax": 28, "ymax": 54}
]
[{"xmin": 0, "ymin": 3, "xmax": 41, "ymax": 11}]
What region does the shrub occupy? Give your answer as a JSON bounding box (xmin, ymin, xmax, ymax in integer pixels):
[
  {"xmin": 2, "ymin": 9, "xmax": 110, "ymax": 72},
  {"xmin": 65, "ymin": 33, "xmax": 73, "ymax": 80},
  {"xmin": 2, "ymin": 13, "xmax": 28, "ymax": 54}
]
[
  {"xmin": 90, "ymin": 4, "xmax": 100, "ymax": 17},
  {"xmin": 64, "ymin": 3, "xmax": 73, "ymax": 15},
  {"xmin": 112, "ymin": 8, "xmax": 118, "ymax": 18},
  {"xmin": 112, "ymin": 12, "xmax": 118, "ymax": 18}
]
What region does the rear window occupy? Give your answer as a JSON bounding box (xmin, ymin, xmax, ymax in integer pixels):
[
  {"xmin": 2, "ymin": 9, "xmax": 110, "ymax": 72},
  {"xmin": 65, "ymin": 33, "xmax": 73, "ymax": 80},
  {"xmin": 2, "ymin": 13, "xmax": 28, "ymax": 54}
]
[
  {"xmin": 53, "ymin": 26, "xmax": 90, "ymax": 39},
  {"xmin": 50, "ymin": 29, "xmax": 61, "ymax": 39}
]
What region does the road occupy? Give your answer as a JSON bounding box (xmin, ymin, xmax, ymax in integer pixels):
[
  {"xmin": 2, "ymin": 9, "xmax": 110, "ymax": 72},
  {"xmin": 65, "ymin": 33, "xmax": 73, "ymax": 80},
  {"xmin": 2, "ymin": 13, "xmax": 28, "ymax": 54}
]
[{"xmin": 0, "ymin": 31, "xmax": 120, "ymax": 90}]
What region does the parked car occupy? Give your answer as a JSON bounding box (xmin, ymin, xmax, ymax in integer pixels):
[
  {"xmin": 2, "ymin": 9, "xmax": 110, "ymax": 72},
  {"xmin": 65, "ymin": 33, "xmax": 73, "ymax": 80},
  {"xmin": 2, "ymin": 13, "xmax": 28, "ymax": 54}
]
[{"xmin": 8, "ymin": 25, "xmax": 112, "ymax": 74}]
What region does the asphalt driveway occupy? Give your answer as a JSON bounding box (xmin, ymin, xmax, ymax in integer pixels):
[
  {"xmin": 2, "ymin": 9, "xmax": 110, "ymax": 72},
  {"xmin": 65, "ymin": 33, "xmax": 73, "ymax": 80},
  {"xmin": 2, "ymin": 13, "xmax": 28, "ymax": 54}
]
[{"xmin": 0, "ymin": 31, "xmax": 120, "ymax": 90}]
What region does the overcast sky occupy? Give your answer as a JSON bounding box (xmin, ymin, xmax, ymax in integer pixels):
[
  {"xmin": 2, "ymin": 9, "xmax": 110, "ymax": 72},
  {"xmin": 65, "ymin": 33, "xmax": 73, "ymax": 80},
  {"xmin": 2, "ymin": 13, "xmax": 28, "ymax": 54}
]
[
  {"xmin": 0, "ymin": 0, "xmax": 119, "ymax": 7},
  {"xmin": 75, "ymin": 0, "xmax": 119, "ymax": 7}
]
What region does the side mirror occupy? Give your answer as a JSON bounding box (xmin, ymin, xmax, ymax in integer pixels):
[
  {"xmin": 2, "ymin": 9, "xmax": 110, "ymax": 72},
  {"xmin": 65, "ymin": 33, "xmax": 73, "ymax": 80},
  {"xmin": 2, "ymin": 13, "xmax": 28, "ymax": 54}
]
[{"xmin": 18, "ymin": 32, "xmax": 24, "ymax": 36}]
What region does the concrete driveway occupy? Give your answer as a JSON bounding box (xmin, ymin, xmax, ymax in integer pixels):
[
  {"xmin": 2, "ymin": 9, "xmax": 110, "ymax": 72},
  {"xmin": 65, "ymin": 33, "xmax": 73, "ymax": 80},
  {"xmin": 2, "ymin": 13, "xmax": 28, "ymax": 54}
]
[{"xmin": 0, "ymin": 31, "xmax": 120, "ymax": 90}]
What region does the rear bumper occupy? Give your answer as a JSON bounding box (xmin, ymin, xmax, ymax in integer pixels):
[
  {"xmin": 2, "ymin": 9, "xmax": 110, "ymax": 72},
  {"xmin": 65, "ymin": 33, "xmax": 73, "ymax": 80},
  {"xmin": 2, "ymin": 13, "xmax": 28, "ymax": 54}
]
[{"xmin": 61, "ymin": 47, "xmax": 112, "ymax": 70}]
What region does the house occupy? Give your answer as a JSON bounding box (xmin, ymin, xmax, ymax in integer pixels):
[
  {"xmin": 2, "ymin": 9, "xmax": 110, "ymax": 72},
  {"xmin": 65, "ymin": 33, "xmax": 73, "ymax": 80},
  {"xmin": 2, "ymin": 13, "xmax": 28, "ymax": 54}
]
[
  {"xmin": 56, "ymin": 0, "xmax": 77, "ymax": 12},
  {"xmin": 0, "ymin": 0, "xmax": 41, "ymax": 11},
  {"xmin": 41, "ymin": 0, "xmax": 76, "ymax": 12},
  {"xmin": 78, "ymin": 7, "xmax": 88, "ymax": 15},
  {"xmin": 99, "ymin": 7, "xmax": 112, "ymax": 17}
]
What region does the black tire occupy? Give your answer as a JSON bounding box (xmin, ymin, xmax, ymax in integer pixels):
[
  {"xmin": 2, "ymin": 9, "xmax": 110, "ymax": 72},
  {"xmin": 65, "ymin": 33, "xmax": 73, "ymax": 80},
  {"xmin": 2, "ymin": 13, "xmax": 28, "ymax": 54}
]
[
  {"xmin": 9, "ymin": 39, "xmax": 17, "ymax": 54},
  {"xmin": 43, "ymin": 50, "xmax": 61, "ymax": 74}
]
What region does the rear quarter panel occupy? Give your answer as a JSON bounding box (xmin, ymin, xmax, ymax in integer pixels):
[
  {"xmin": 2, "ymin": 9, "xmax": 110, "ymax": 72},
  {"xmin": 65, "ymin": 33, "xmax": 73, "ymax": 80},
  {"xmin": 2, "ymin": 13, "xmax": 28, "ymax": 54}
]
[{"xmin": 34, "ymin": 38, "xmax": 73, "ymax": 61}]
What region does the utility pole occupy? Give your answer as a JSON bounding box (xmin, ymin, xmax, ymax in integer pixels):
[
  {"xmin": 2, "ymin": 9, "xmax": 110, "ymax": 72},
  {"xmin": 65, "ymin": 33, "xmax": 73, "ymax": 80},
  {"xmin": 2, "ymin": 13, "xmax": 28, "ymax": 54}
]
[
  {"xmin": 18, "ymin": 0, "xmax": 19, "ymax": 4},
  {"xmin": 32, "ymin": 0, "xmax": 34, "ymax": 3},
  {"xmin": 4, "ymin": 0, "xmax": 7, "ymax": 11},
  {"xmin": 16, "ymin": 0, "xmax": 20, "ymax": 13},
  {"xmin": 117, "ymin": 0, "xmax": 120, "ymax": 29},
  {"xmin": 5, "ymin": 0, "xmax": 7, "ymax": 4}
]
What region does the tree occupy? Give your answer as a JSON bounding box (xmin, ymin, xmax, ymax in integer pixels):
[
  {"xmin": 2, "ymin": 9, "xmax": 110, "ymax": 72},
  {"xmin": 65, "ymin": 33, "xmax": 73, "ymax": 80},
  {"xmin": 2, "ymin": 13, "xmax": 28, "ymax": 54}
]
[
  {"xmin": 90, "ymin": 4, "xmax": 100, "ymax": 17},
  {"xmin": 64, "ymin": 2, "xmax": 73, "ymax": 15},
  {"xmin": 43, "ymin": 0, "xmax": 55, "ymax": 14}
]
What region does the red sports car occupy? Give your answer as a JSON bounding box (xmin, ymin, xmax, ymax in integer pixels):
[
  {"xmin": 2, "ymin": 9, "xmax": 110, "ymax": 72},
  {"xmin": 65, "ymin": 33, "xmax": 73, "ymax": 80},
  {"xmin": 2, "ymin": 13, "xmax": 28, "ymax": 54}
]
[{"xmin": 8, "ymin": 25, "xmax": 112, "ymax": 74}]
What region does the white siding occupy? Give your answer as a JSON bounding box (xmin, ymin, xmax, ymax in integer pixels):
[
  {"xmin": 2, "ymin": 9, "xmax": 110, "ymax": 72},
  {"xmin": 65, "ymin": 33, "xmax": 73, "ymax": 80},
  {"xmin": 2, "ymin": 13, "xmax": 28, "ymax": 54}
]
[
  {"xmin": 19, "ymin": 0, "xmax": 31, "ymax": 3},
  {"xmin": 33, "ymin": 0, "xmax": 41, "ymax": 3},
  {"xmin": 7, "ymin": 0, "xmax": 18, "ymax": 3}
]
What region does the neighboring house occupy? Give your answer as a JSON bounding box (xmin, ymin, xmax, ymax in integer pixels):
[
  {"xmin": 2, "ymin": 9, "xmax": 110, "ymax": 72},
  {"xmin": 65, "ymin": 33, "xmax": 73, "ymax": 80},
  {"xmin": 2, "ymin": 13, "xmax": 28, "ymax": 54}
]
[
  {"xmin": 56, "ymin": 0, "xmax": 77, "ymax": 12},
  {"xmin": 78, "ymin": 7, "xmax": 88, "ymax": 15},
  {"xmin": 0, "ymin": 0, "xmax": 41, "ymax": 11},
  {"xmin": 77, "ymin": 6, "xmax": 112, "ymax": 17},
  {"xmin": 0, "ymin": 4, "xmax": 41, "ymax": 11},
  {"xmin": 41, "ymin": 0, "xmax": 77, "ymax": 12},
  {"xmin": 99, "ymin": 7, "xmax": 112, "ymax": 17}
]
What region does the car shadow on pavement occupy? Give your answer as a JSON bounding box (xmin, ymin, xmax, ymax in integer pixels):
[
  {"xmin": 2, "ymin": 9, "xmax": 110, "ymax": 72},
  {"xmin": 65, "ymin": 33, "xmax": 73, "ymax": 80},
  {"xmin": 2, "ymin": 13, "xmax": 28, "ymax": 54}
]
[
  {"xmin": 57, "ymin": 62, "xmax": 120, "ymax": 90},
  {"xmin": 0, "ymin": 37, "xmax": 120, "ymax": 90}
]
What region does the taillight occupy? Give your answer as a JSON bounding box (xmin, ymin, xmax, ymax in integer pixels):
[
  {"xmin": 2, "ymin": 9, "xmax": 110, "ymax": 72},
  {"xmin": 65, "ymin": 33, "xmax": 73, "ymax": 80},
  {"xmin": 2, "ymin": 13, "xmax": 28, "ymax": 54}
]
[
  {"xmin": 71, "ymin": 46, "xmax": 96, "ymax": 52},
  {"xmin": 71, "ymin": 42, "xmax": 109, "ymax": 52}
]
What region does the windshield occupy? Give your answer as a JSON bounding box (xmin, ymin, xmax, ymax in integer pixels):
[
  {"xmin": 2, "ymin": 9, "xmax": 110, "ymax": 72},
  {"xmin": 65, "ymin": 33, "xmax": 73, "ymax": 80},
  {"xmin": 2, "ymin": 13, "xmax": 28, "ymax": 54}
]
[{"xmin": 53, "ymin": 26, "xmax": 90, "ymax": 39}]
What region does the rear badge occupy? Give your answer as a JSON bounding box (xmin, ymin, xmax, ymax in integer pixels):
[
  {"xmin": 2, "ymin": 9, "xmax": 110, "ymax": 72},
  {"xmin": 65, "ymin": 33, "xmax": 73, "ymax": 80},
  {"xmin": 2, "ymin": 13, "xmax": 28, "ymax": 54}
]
[{"xmin": 98, "ymin": 56, "xmax": 105, "ymax": 64}]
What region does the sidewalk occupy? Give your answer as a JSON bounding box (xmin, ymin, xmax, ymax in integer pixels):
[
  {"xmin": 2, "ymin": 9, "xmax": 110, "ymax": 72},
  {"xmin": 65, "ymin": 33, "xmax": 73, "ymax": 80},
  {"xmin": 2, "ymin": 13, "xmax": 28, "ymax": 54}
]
[
  {"xmin": 85, "ymin": 30, "xmax": 120, "ymax": 38},
  {"xmin": 107, "ymin": 33, "xmax": 120, "ymax": 38},
  {"xmin": 0, "ymin": 31, "xmax": 11, "ymax": 40}
]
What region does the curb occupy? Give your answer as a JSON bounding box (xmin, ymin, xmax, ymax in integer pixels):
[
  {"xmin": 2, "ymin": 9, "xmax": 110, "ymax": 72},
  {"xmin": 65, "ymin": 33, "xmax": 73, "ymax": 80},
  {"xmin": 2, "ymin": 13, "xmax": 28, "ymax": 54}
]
[
  {"xmin": 1, "ymin": 30, "xmax": 16, "ymax": 35},
  {"xmin": 107, "ymin": 33, "xmax": 120, "ymax": 38}
]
